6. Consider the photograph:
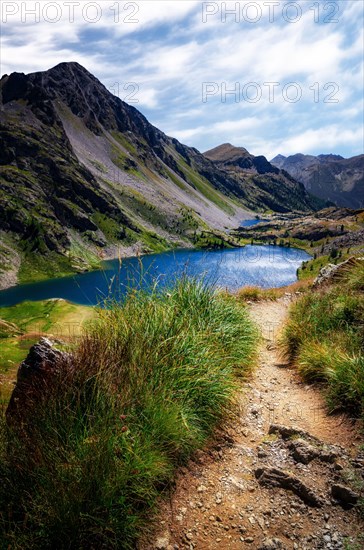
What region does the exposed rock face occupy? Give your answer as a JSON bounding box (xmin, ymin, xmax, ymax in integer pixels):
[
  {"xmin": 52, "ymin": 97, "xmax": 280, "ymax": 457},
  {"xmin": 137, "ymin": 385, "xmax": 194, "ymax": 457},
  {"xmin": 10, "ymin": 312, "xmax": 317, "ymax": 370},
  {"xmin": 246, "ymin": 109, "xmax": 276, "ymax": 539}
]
[
  {"xmin": 254, "ymin": 466, "xmax": 324, "ymax": 507},
  {"xmin": 331, "ymin": 484, "xmax": 359, "ymax": 508},
  {"xmin": 1, "ymin": 62, "xmax": 323, "ymax": 285},
  {"xmin": 313, "ymin": 263, "xmax": 343, "ymax": 286},
  {"xmin": 313, "ymin": 256, "xmax": 364, "ymax": 287},
  {"xmin": 258, "ymin": 424, "xmax": 360, "ymax": 511},
  {"xmin": 269, "ymin": 424, "xmax": 342, "ymax": 465},
  {"xmin": 205, "ymin": 143, "xmax": 280, "ymax": 175},
  {"xmin": 271, "ymin": 152, "xmax": 364, "ymax": 209},
  {"xmin": 268, "ymin": 423, "xmax": 321, "ymax": 442},
  {"xmin": 288, "ymin": 438, "xmax": 337, "ymax": 465},
  {"xmin": 204, "ymin": 143, "xmax": 324, "ymax": 213},
  {"xmin": 6, "ymin": 337, "xmax": 71, "ymax": 422},
  {"xmin": 14, "ymin": 337, "xmax": 64, "ymax": 378}
]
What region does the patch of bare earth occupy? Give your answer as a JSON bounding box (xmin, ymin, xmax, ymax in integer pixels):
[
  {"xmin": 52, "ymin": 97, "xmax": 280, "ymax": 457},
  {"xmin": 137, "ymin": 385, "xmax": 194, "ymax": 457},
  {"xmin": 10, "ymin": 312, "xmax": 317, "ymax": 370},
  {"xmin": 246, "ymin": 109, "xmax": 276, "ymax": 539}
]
[{"xmin": 139, "ymin": 298, "xmax": 364, "ymax": 550}]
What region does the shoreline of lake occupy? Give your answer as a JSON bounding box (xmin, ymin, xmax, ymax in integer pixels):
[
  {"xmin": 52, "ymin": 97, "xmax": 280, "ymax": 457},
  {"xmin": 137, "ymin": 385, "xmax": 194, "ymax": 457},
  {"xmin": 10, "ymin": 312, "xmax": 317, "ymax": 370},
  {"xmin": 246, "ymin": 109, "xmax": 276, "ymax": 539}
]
[
  {"xmin": 0, "ymin": 241, "xmax": 174, "ymax": 293},
  {"xmin": 0, "ymin": 245, "xmax": 312, "ymax": 308}
]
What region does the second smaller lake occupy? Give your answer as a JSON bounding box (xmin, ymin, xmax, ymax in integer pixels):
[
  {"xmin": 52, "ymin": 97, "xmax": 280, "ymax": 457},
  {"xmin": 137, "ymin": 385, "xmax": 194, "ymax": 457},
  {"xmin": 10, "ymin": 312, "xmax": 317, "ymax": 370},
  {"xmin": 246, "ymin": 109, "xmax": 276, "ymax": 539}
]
[{"xmin": 240, "ymin": 219, "xmax": 269, "ymax": 227}]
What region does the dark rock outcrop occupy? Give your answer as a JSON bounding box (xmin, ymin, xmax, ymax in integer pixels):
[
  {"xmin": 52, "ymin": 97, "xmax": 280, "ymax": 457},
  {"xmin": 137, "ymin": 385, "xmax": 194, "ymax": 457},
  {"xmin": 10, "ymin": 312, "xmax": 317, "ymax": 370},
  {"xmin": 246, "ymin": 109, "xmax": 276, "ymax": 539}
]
[
  {"xmin": 271, "ymin": 152, "xmax": 364, "ymax": 209},
  {"xmin": 204, "ymin": 143, "xmax": 324, "ymax": 212},
  {"xmin": 331, "ymin": 484, "xmax": 359, "ymax": 508},
  {"xmin": 6, "ymin": 337, "xmax": 71, "ymax": 422},
  {"xmin": 288, "ymin": 438, "xmax": 337, "ymax": 465},
  {"xmin": 254, "ymin": 466, "xmax": 324, "ymax": 507}
]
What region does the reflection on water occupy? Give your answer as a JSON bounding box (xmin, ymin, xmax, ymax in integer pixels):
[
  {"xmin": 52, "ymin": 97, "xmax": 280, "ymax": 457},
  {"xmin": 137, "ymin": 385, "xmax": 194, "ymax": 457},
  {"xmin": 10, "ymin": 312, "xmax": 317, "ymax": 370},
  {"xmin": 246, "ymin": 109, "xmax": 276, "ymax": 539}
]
[
  {"xmin": 0, "ymin": 245, "xmax": 311, "ymax": 307},
  {"xmin": 240, "ymin": 219, "xmax": 269, "ymax": 227}
]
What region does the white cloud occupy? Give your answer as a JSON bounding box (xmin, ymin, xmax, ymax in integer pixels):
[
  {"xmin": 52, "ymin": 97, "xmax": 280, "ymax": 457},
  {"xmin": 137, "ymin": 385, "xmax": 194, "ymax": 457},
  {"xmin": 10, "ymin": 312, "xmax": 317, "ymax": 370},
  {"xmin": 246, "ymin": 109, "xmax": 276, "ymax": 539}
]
[
  {"xmin": 267, "ymin": 126, "xmax": 364, "ymax": 159},
  {"xmin": 125, "ymin": 0, "xmax": 200, "ymax": 29},
  {"xmin": 164, "ymin": 116, "xmax": 266, "ymax": 150},
  {"xmin": 0, "ymin": 37, "xmax": 105, "ymax": 75},
  {"xmin": 1, "ymin": 0, "xmax": 362, "ymax": 158},
  {"xmin": 136, "ymin": 87, "xmax": 159, "ymax": 109}
]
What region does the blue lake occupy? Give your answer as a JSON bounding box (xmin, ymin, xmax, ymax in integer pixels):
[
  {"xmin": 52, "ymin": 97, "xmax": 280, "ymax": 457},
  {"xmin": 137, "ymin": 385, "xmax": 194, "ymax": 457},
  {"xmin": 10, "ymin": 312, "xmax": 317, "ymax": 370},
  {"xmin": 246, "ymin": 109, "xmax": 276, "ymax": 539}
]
[
  {"xmin": 0, "ymin": 246, "xmax": 311, "ymax": 307},
  {"xmin": 240, "ymin": 219, "xmax": 269, "ymax": 227}
]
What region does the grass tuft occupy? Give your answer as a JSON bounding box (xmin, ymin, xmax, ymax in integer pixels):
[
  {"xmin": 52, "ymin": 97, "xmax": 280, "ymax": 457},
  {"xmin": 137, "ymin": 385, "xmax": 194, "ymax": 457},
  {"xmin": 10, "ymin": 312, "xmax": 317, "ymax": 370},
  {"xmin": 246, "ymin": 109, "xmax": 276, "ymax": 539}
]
[
  {"xmin": 281, "ymin": 261, "xmax": 364, "ymax": 417},
  {"xmin": 236, "ymin": 280, "xmax": 311, "ymax": 303},
  {"xmin": 0, "ymin": 279, "xmax": 257, "ymax": 549}
]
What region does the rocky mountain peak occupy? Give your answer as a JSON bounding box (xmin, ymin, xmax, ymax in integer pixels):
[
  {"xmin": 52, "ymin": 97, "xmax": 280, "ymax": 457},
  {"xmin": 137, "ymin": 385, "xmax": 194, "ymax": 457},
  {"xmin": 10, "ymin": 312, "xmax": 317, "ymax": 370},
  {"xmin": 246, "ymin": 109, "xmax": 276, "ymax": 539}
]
[
  {"xmin": 205, "ymin": 143, "xmax": 280, "ymax": 175},
  {"xmin": 317, "ymin": 154, "xmax": 345, "ymax": 161},
  {"xmin": 270, "ymin": 152, "xmax": 364, "ymax": 208},
  {"xmin": 204, "ymin": 143, "xmax": 250, "ymax": 161},
  {"xmin": 0, "ymin": 62, "xmax": 325, "ymax": 286}
]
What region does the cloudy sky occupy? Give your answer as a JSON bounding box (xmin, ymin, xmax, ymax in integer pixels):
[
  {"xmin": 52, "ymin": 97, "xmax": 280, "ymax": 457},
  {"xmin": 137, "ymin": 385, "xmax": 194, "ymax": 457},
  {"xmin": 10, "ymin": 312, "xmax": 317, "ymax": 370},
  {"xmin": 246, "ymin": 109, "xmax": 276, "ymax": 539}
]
[{"xmin": 1, "ymin": 0, "xmax": 363, "ymax": 158}]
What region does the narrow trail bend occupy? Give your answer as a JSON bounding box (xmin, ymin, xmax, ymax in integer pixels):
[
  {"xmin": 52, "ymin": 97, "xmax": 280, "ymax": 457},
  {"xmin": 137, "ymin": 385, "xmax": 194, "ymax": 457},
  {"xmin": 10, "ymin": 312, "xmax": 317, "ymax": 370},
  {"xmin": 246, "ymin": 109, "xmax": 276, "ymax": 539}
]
[{"xmin": 141, "ymin": 298, "xmax": 363, "ymax": 550}]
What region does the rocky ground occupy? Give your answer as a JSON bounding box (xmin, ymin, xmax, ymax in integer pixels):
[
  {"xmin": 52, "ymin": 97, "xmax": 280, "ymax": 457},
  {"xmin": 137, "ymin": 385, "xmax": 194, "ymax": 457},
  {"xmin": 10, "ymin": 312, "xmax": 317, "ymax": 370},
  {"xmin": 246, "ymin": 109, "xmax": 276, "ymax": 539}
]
[
  {"xmin": 0, "ymin": 237, "xmax": 21, "ymax": 290},
  {"xmin": 233, "ymin": 208, "xmax": 364, "ymax": 257},
  {"xmin": 140, "ymin": 299, "xmax": 364, "ymax": 550}
]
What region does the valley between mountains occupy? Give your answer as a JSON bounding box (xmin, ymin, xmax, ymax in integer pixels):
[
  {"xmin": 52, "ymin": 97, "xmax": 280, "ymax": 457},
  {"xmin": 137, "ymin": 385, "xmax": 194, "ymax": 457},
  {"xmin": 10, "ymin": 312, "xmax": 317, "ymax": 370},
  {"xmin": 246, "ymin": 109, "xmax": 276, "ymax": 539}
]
[
  {"xmin": 0, "ymin": 61, "xmax": 364, "ymax": 550},
  {"xmin": 0, "ymin": 62, "xmax": 323, "ymax": 288}
]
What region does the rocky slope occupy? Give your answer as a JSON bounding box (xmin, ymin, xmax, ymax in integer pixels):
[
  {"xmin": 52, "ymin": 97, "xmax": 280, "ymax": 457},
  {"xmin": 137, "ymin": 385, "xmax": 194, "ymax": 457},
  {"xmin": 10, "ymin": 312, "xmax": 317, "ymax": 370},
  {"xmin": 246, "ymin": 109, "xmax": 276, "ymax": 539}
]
[
  {"xmin": 234, "ymin": 207, "xmax": 364, "ymax": 243},
  {"xmin": 271, "ymin": 153, "xmax": 364, "ymax": 209},
  {"xmin": 1, "ymin": 63, "xmax": 322, "ymax": 285},
  {"xmin": 204, "ymin": 144, "xmax": 324, "ymax": 213}
]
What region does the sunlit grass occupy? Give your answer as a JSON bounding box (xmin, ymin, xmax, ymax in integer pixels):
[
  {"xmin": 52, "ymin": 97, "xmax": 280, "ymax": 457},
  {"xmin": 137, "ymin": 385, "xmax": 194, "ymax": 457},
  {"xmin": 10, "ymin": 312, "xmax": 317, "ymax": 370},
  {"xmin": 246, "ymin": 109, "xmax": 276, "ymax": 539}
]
[
  {"xmin": 281, "ymin": 261, "xmax": 364, "ymax": 417},
  {"xmin": 0, "ymin": 279, "xmax": 258, "ymax": 549},
  {"xmin": 235, "ymin": 279, "xmax": 312, "ymax": 302}
]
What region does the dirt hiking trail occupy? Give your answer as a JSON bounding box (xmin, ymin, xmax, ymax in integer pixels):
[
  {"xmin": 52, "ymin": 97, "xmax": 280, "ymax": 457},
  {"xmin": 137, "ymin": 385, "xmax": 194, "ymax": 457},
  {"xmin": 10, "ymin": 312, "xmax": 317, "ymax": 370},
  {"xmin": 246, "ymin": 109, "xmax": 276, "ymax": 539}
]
[{"xmin": 140, "ymin": 298, "xmax": 364, "ymax": 550}]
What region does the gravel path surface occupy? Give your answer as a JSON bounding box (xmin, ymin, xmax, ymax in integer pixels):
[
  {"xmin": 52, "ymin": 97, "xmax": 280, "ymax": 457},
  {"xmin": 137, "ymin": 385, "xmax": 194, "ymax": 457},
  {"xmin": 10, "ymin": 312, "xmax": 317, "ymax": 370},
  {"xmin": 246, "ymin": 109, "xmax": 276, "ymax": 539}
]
[{"xmin": 140, "ymin": 298, "xmax": 364, "ymax": 550}]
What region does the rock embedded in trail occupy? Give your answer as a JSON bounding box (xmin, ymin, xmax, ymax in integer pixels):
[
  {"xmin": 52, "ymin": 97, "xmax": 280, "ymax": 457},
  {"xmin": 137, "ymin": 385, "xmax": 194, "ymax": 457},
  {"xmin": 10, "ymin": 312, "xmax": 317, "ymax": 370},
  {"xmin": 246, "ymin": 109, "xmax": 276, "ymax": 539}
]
[
  {"xmin": 254, "ymin": 467, "xmax": 324, "ymax": 507},
  {"xmin": 288, "ymin": 438, "xmax": 337, "ymax": 465},
  {"xmin": 258, "ymin": 538, "xmax": 286, "ymax": 550},
  {"xmin": 268, "ymin": 424, "xmax": 320, "ymax": 443},
  {"xmin": 268, "ymin": 424, "xmax": 339, "ymax": 464},
  {"xmin": 288, "ymin": 438, "xmax": 320, "ymax": 464},
  {"xmin": 331, "ymin": 484, "xmax": 359, "ymax": 508},
  {"xmin": 154, "ymin": 533, "xmax": 171, "ymax": 549},
  {"xmin": 257, "ymin": 446, "xmax": 269, "ymax": 458}
]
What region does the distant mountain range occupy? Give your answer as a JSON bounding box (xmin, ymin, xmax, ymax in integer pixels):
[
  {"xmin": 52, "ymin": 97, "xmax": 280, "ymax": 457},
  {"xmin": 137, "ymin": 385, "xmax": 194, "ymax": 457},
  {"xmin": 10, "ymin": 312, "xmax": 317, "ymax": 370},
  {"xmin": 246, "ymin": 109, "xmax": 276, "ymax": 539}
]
[
  {"xmin": 0, "ymin": 62, "xmax": 323, "ymax": 284},
  {"xmin": 204, "ymin": 143, "xmax": 323, "ymax": 213},
  {"xmin": 271, "ymin": 153, "xmax": 364, "ymax": 209}
]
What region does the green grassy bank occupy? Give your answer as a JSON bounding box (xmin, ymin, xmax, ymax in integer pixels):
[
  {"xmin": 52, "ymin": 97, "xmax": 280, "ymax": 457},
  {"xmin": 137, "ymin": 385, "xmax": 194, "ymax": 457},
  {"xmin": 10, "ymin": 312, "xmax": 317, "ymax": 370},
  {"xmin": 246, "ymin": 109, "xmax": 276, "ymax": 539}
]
[
  {"xmin": 0, "ymin": 299, "xmax": 95, "ymax": 402},
  {"xmin": 281, "ymin": 260, "xmax": 364, "ymax": 418},
  {"xmin": 0, "ymin": 280, "xmax": 258, "ymax": 549}
]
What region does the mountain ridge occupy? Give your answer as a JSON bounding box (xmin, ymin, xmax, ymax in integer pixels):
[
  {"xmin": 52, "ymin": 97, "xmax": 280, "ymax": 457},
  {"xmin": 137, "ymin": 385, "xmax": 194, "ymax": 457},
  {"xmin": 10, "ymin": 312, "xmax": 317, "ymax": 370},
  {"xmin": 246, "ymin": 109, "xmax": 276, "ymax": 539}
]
[
  {"xmin": 1, "ymin": 62, "xmax": 323, "ymax": 286},
  {"xmin": 271, "ymin": 152, "xmax": 364, "ymax": 208},
  {"xmin": 204, "ymin": 143, "xmax": 324, "ymax": 212}
]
